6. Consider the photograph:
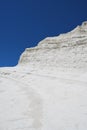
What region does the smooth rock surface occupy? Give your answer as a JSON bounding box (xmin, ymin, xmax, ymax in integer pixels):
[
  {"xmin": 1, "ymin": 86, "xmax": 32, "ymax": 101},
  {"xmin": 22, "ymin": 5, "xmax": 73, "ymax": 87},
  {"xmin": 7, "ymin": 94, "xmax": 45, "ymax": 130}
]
[{"xmin": 0, "ymin": 21, "xmax": 87, "ymax": 130}]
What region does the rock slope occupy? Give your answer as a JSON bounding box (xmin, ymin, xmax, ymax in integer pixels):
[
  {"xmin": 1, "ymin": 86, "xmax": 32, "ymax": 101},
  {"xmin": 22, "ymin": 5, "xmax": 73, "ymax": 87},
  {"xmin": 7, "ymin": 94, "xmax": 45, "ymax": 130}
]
[{"xmin": 0, "ymin": 21, "xmax": 87, "ymax": 130}]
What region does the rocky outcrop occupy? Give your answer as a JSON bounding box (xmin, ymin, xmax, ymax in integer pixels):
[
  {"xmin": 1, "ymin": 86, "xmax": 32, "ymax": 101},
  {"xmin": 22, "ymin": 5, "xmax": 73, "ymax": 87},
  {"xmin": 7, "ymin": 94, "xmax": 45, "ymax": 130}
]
[{"xmin": 18, "ymin": 21, "xmax": 87, "ymax": 71}]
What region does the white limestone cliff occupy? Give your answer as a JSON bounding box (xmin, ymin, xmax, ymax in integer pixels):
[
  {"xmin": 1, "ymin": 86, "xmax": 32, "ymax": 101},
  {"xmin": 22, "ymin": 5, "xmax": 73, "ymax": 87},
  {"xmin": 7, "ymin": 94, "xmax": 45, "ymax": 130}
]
[
  {"xmin": 18, "ymin": 21, "xmax": 87, "ymax": 72},
  {"xmin": 0, "ymin": 21, "xmax": 87, "ymax": 130}
]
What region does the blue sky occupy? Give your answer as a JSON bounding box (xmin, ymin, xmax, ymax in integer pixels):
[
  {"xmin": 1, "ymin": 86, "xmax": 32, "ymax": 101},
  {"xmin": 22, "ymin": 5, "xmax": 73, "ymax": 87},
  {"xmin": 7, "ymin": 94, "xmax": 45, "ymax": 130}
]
[{"xmin": 0, "ymin": 0, "xmax": 87, "ymax": 66}]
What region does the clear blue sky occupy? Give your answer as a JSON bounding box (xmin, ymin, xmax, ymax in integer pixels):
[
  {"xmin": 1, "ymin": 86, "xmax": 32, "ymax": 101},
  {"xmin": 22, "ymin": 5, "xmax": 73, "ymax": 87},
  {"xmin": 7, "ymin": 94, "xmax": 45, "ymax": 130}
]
[{"xmin": 0, "ymin": 0, "xmax": 87, "ymax": 67}]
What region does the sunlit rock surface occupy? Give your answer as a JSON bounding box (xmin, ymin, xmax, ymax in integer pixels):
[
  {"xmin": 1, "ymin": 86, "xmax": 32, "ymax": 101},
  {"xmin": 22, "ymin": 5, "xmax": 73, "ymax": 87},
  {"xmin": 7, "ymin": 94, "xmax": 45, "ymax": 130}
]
[
  {"xmin": 19, "ymin": 21, "xmax": 87, "ymax": 71},
  {"xmin": 0, "ymin": 21, "xmax": 87, "ymax": 130}
]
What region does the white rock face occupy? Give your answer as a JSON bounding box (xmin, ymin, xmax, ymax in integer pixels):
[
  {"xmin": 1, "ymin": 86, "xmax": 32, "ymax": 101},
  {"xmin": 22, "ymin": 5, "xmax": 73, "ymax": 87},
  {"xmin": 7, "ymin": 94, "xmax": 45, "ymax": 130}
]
[
  {"xmin": 18, "ymin": 21, "xmax": 87, "ymax": 71},
  {"xmin": 0, "ymin": 21, "xmax": 87, "ymax": 130}
]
